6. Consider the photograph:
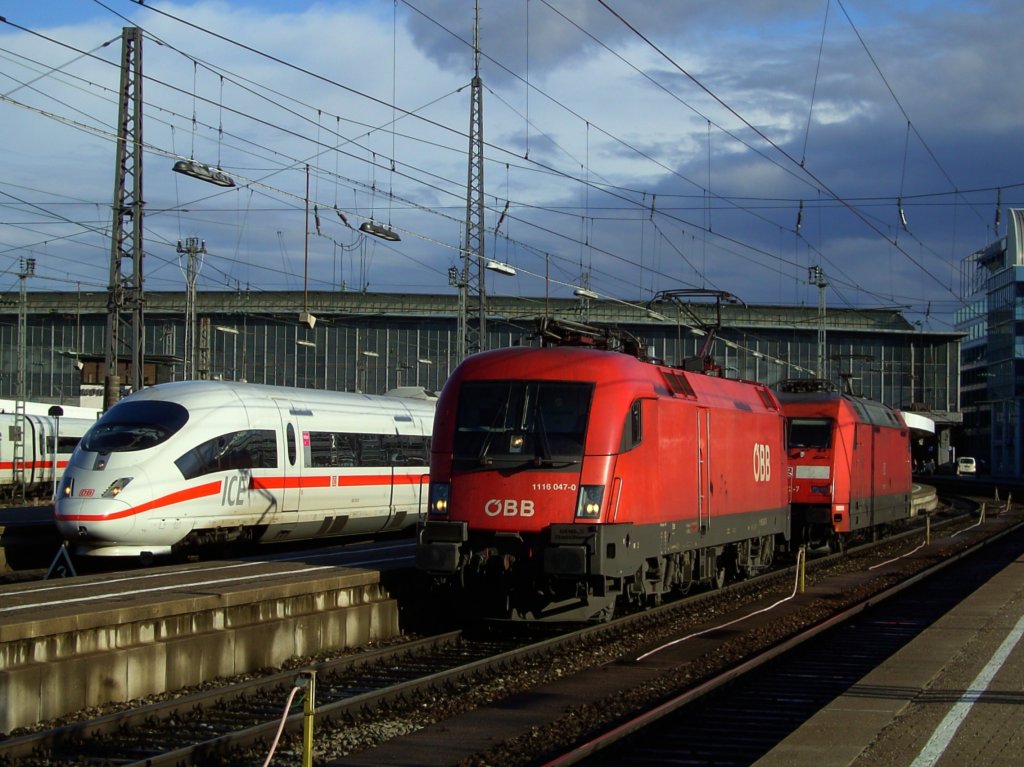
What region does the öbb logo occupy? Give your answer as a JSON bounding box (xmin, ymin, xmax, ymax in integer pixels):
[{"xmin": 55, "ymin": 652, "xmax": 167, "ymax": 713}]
[
  {"xmin": 485, "ymin": 499, "xmax": 535, "ymax": 517},
  {"xmin": 753, "ymin": 443, "xmax": 772, "ymax": 482}
]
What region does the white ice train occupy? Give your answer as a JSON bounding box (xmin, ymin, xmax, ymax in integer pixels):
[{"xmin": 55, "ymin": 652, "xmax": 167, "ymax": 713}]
[
  {"xmin": 55, "ymin": 381, "xmax": 436, "ymax": 557},
  {"xmin": 0, "ymin": 401, "xmax": 99, "ymax": 499}
]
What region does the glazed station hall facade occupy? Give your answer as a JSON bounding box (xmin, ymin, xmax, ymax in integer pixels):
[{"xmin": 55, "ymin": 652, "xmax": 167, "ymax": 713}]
[{"xmin": 0, "ymin": 288, "xmax": 961, "ymax": 460}]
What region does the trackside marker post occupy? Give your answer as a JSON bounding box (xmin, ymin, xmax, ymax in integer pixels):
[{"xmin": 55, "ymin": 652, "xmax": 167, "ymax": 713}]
[
  {"xmin": 300, "ymin": 670, "xmax": 316, "ymax": 767},
  {"xmin": 798, "ymin": 545, "xmax": 806, "ymax": 594}
]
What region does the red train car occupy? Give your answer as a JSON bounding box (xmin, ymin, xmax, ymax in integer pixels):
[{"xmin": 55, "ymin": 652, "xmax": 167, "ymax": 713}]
[
  {"xmin": 416, "ymin": 339, "xmax": 790, "ymax": 622},
  {"xmin": 776, "ymin": 380, "xmax": 912, "ymax": 550}
]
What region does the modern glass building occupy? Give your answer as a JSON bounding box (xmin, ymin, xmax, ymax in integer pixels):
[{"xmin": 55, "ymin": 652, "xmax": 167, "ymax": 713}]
[{"xmin": 957, "ymin": 208, "xmax": 1024, "ymax": 476}]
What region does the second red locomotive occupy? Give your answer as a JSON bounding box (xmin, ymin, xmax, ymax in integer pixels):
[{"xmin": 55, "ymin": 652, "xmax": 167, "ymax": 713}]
[
  {"xmin": 416, "ymin": 322, "xmax": 791, "ymax": 622},
  {"xmin": 776, "ymin": 379, "xmax": 912, "ymax": 551}
]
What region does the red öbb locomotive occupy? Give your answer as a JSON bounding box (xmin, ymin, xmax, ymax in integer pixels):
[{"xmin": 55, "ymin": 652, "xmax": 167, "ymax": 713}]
[
  {"xmin": 776, "ymin": 379, "xmax": 912, "ymax": 551},
  {"xmin": 416, "ymin": 320, "xmax": 791, "ymax": 621}
]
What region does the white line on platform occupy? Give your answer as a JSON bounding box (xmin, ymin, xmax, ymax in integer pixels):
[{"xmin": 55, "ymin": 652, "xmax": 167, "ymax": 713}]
[
  {"xmin": 0, "ymin": 564, "xmax": 337, "ymax": 614},
  {"xmin": 910, "ymin": 611, "xmax": 1024, "ymax": 767}
]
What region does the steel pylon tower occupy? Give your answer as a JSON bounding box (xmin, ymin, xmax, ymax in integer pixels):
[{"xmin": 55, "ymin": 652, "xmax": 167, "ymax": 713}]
[
  {"xmin": 105, "ymin": 26, "xmax": 145, "ymax": 409},
  {"xmin": 458, "ymin": 0, "xmax": 486, "ymax": 359}
]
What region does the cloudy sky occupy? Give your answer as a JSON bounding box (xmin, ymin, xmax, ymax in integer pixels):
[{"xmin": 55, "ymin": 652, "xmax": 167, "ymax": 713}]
[{"xmin": 2, "ymin": 0, "xmax": 1021, "ymax": 331}]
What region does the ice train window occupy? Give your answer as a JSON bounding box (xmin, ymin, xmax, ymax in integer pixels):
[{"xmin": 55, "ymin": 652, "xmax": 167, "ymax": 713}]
[
  {"xmin": 44, "ymin": 435, "xmax": 82, "ymax": 454},
  {"xmin": 383, "ymin": 434, "xmax": 430, "ymax": 466},
  {"xmin": 286, "ymin": 423, "xmax": 296, "ymax": 466},
  {"xmin": 174, "ymin": 429, "xmax": 277, "ymax": 480},
  {"xmin": 80, "ymin": 400, "xmax": 189, "ymax": 453},
  {"xmin": 308, "ymin": 431, "xmax": 430, "ymax": 468},
  {"xmin": 357, "ymin": 433, "xmax": 387, "ymax": 465}
]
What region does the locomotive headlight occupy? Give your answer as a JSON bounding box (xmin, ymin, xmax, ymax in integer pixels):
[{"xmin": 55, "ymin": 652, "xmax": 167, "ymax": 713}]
[
  {"xmin": 60, "ymin": 476, "xmax": 74, "ymax": 498},
  {"xmin": 575, "ymin": 485, "xmax": 605, "ymax": 519},
  {"xmin": 102, "ymin": 477, "xmax": 133, "ymax": 498},
  {"xmin": 428, "ymin": 482, "xmax": 451, "ymax": 518}
]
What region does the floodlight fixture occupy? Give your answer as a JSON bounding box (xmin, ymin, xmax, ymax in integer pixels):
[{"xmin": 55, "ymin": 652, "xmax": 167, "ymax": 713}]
[
  {"xmin": 172, "ymin": 159, "xmax": 235, "ymax": 187},
  {"xmin": 485, "ymin": 260, "xmax": 516, "ymax": 276},
  {"xmin": 359, "ymin": 221, "xmax": 401, "ymax": 241}
]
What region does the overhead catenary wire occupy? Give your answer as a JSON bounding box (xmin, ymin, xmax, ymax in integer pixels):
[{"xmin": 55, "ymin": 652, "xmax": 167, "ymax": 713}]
[
  {"xmin": 593, "ymin": 0, "xmax": 960, "ymax": 304},
  {"xmin": 800, "ymin": 0, "xmax": 830, "ymax": 168},
  {"xmin": 1, "ymin": 3, "xmax": 1017, "ymax": 324},
  {"xmin": 0, "ymin": 8, "xmax": 999, "ymax": 292}
]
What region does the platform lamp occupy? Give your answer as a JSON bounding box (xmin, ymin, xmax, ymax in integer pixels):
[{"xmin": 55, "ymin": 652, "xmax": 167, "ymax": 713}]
[{"xmin": 48, "ymin": 405, "xmax": 63, "ymax": 500}]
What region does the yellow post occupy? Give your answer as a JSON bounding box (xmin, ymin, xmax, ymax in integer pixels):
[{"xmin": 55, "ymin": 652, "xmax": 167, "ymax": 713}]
[
  {"xmin": 300, "ymin": 670, "xmax": 316, "ymax": 767},
  {"xmin": 926, "ymin": 514, "xmax": 930, "ymax": 546},
  {"xmin": 1006, "ymin": 493, "xmax": 1013, "ymax": 514},
  {"xmin": 980, "ymin": 503, "xmax": 986, "ymax": 523}
]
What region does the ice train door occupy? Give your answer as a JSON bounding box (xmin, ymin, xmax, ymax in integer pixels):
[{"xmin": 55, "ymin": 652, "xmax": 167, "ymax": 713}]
[{"xmin": 386, "ymin": 412, "xmax": 430, "ymax": 531}]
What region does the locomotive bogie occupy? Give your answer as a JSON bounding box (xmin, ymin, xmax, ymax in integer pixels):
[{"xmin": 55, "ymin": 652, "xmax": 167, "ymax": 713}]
[
  {"xmin": 55, "ymin": 381, "xmax": 435, "ymax": 557},
  {"xmin": 422, "ymin": 517, "xmax": 788, "ymax": 621}
]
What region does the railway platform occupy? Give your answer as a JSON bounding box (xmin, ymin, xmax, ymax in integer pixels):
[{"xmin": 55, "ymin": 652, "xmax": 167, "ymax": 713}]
[
  {"xmin": 756, "ymin": 524, "xmax": 1024, "ymax": 767},
  {"xmin": 0, "ymin": 559, "xmax": 401, "ymax": 734}
]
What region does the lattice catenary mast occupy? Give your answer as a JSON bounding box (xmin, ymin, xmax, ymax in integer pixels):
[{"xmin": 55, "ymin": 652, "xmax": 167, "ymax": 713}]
[
  {"xmin": 105, "ymin": 26, "xmax": 146, "ymax": 408},
  {"xmin": 457, "ymin": 0, "xmax": 487, "ymax": 359}
]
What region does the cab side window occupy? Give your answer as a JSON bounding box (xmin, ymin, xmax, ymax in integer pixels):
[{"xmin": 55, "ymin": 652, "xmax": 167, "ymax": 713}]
[{"xmin": 620, "ymin": 400, "xmax": 643, "ymax": 452}]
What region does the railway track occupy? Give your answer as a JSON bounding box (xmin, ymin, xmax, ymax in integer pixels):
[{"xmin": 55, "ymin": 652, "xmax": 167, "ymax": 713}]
[
  {"xmin": 1, "ymin": 632, "xmax": 520, "ymax": 766},
  {"xmin": 542, "ymin": 509, "xmax": 1024, "ymax": 766},
  {"xmin": 0, "ymin": 500, "xmax": 1011, "ymax": 767}
]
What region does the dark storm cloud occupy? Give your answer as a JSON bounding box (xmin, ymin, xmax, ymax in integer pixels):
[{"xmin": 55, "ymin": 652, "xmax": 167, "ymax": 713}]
[
  {"xmin": 403, "ymin": 0, "xmax": 839, "ymax": 82},
  {"xmin": 4, "ymin": 1, "xmax": 1024, "ymax": 330}
]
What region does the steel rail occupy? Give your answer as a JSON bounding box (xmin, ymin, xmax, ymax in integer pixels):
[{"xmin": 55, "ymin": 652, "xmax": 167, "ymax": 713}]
[{"xmin": 540, "ymin": 512, "xmax": 1023, "ymax": 766}]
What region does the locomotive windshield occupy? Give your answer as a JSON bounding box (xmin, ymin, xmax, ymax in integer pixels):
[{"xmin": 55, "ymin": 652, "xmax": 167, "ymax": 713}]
[
  {"xmin": 80, "ymin": 400, "xmax": 189, "ymax": 453},
  {"xmin": 787, "ymin": 417, "xmax": 833, "ymax": 449},
  {"xmin": 454, "ymin": 380, "xmax": 593, "ymax": 466}
]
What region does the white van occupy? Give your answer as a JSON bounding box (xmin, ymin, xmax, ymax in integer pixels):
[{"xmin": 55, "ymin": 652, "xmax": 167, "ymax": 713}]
[{"xmin": 957, "ymin": 456, "xmax": 976, "ymax": 475}]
